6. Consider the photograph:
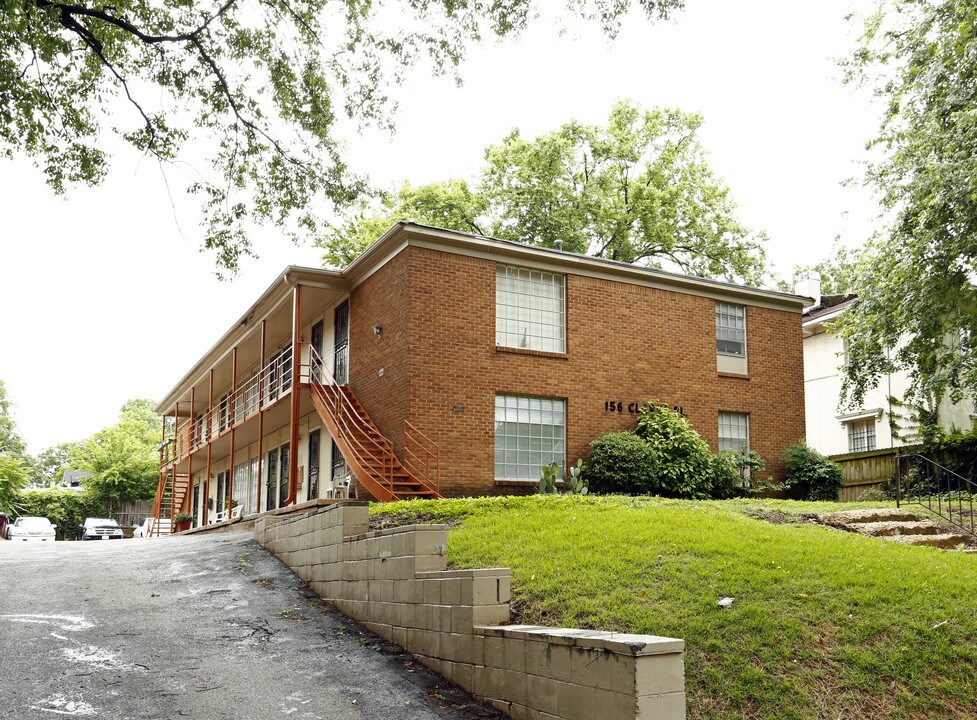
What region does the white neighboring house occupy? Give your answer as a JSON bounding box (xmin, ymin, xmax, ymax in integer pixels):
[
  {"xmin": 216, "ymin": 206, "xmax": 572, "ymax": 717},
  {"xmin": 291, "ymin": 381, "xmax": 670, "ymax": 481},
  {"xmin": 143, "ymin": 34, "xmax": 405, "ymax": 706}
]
[{"xmin": 799, "ymin": 271, "xmax": 975, "ymax": 457}]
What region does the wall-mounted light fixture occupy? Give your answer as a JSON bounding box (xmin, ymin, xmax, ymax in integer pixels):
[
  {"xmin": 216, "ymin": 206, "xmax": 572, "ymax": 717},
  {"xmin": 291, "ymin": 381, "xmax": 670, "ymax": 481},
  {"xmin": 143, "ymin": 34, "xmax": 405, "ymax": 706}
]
[{"xmin": 373, "ymin": 324, "xmax": 382, "ymax": 338}]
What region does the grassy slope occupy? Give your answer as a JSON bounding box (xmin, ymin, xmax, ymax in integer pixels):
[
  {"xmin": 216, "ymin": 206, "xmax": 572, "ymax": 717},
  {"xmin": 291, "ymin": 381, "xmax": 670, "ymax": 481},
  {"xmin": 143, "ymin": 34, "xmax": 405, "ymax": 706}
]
[{"xmin": 371, "ymin": 496, "xmax": 977, "ymax": 719}]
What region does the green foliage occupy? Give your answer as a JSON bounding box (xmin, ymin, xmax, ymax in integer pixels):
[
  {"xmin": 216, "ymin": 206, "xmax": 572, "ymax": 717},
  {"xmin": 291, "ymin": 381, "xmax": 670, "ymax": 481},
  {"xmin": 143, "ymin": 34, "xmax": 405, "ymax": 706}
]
[
  {"xmin": 562, "ymin": 458, "xmax": 588, "ymax": 495},
  {"xmin": 70, "ymin": 398, "xmax": 162, "ymax": 509},
  {"xmin": 173, "ymin": 511, "xmax": 194, "ymax": 523},
  {"xmin": 709, "ymin": 450, "xmax": 767, "ymax": 500},
  {"xmin": 373, "ymin": 495, "xmax": 974, "ymax": 719},
  {"xmin": 2, "ymin": 1, "xmax": 682, "ymax": 275},
  {"xmin": 538, "ymin": 459, "xmax": 587, "ymax": 495},
  {"xmin": 538, "ymin": 462, "xmax": 560, "ymax": 494},
  {"xmin": 0, "ymin": 379, "xmax": 38, "ymax": 483},
  {"xmin": 321, "ymin": 180, "xmax": 489, "ymax": 267},
  {"xmin": 34, "ymin": 442, "xmax": 81, "ymax": 486},
  {"xmin": 635, "ymin": 403, "xmax": 714, "ymax": 498},
  {"xmin": 781, "ymin": 442, "xmax": 844, "ymax": 501},
  {"xmin": 585, "ymin": 431, "xmax": 659, "ymax": 495},
  {"xmin": 0, "ymin": 453, "xmax": 30, "ymax": 512},
  {"xmin": 320, "ymin": 100, "xmax": 766, "ymax": 284},
  {"xmin": 12, "ymin": 488, "xmax": 104, "ymax": 540},
  {"xmin": 779, "ymin": 242, "xmax": 861, "ymax": 295},
  {"xmin": 840, "ymin": 0, "xmax": 977, "ymax": 410}
]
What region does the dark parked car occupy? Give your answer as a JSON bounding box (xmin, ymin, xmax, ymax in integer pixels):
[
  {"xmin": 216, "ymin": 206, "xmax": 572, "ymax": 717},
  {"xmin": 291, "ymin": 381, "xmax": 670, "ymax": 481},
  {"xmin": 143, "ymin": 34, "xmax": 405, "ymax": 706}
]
[
  {"xmin": 77, "ymin": 517, "xmax": 124, "ymax": 541},
  {"xmin": 0, "ymin": 512, "xmax": 7, "ymax": 539}
]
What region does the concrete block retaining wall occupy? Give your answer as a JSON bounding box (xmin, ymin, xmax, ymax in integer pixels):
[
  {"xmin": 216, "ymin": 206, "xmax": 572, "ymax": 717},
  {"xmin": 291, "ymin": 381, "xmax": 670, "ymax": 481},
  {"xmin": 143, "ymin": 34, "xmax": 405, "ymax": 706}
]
[{"xmin": 254, "ymin": 502, "xmax": 685, "ymax": 720}]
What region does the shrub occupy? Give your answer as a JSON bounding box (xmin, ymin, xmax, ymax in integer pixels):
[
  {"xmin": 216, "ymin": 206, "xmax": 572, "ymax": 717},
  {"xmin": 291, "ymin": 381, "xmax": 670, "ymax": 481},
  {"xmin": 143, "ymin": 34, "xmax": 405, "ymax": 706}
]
[
  {"xmin": 585, "ymin": 432, "xmax": 658, "ymax": 495},
  {"xmin": 635, "ymin": 403, "xmax": 713, "ymax": 498},
  {"xmin": 13, "ymin": 488, "xmax": 105, "ymax": 540},
  {"xmin": 710, "ymin": 450, "xmax": 767, "ymax": 499},
  {"xmin": 781, "ymin": 442, "xmax": 844, "ymax": 501}
]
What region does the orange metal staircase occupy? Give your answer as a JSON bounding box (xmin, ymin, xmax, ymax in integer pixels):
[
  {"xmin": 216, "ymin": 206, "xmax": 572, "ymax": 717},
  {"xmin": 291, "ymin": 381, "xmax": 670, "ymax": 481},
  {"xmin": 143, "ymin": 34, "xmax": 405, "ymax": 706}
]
[
  {"xmin": 148, "ymin": 469, "xmax": 190, "ymax": 536},
  {"xmin": 308, "ymin": 348, "xmax": 440, "ymax": 502}
]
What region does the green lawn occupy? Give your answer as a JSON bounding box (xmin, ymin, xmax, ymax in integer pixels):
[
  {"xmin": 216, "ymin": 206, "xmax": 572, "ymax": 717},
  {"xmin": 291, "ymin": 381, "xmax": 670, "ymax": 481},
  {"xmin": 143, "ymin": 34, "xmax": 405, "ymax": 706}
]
[{"xmin": 371, "ymin": 495, "xmax": 977, "ymax": 719}]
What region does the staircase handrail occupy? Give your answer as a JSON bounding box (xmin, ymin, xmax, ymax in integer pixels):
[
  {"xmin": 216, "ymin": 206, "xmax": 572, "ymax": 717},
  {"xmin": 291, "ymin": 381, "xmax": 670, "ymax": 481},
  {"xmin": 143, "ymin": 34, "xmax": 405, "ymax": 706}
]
[
  {"xmin": 148, "ymin": 471, "xmax": 169, "ymax": 537},
  {"xmin": 404, "ymin": 420, "xmax": 440, "ymax": 495},
  {"xmin": 896, "ymin": 452, "xmax": 976, "ymax": 537},
  {"xmin": 306, "ymin": 345, "xmax": 396, "ymax": 492}
]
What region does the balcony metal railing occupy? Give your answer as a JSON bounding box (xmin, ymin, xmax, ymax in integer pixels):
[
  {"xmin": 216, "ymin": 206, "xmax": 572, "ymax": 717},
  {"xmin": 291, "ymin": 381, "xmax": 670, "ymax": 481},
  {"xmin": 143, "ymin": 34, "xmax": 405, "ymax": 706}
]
[{"xmin": 160, "ymin": 346, "xmax": 294, "ymax": 466}]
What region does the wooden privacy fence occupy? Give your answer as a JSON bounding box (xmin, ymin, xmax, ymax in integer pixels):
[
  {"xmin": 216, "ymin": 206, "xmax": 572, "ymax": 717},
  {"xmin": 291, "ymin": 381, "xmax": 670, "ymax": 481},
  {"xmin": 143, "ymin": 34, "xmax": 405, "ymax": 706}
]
[{"xmin": 831, "ymin": 446, "xmax": 921, "ymax": 502}]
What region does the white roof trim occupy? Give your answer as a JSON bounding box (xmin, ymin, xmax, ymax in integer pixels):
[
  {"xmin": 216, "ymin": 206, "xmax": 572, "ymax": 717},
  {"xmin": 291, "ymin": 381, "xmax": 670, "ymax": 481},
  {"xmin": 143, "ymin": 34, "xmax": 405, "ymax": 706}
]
[{"xmin": 837, "ymin": 408, "xmax": 884, "ymax": 424}]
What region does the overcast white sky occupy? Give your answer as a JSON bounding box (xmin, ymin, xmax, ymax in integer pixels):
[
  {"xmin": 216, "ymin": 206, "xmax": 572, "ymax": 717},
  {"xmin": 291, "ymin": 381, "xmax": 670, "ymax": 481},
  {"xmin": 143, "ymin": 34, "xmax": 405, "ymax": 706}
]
[{"xmin": 1, "ymin": 0, "xmax": 879, "ymax": 454}]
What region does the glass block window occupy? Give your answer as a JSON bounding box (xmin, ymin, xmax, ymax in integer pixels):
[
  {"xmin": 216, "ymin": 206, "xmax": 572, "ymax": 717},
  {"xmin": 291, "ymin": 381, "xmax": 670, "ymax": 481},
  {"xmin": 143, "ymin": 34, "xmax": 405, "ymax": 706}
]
[
  {"xmin": 719, "ymin": 412, "xmax": 750, "ymax": 452},
  {"xmin": 496, "ymin": 265, "xmax": 566, "ymax": 353},
  {"xmin": 716, "ymin": 302, "xmax": 746, "ymax": 356},
  {"xmin": 494, "ymin": 394, "xmax": 566, "ymax": 481},
  {"xmin": 847, "ymin": 418, "xmax": 876, "ymax": 453}
]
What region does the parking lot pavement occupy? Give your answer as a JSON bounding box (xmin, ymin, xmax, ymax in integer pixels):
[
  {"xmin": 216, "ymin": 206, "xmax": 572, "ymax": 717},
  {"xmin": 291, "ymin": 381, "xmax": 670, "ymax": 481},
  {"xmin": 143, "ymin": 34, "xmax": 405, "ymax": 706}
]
[{"xmin": 0, "ymin": 532, "xmax": 502, "ymax": 720}]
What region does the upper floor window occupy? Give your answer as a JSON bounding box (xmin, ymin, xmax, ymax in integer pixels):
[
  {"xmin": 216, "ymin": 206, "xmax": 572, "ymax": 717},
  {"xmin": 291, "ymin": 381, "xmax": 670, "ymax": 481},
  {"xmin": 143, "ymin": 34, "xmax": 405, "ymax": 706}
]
[
  {"xmin": 719, "ymin": 412, "xmax": 750, "ymax": 453},
  {"xmin": 496, "ymin": 265, "xmax": 566, "ymax": 354},
  {"xmin": 716, "ymin": 302, "xmax": 746, "ymax": 356}
]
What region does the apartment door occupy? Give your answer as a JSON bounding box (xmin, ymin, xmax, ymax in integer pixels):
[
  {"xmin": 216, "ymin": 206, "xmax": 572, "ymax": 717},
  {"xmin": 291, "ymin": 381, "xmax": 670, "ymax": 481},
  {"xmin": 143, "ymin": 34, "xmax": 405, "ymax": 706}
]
[
  {"xmin": 310, "ymin": 320, "xmax": 324, "ymax": 383},
  {"xmin": 278, "ymin": 443, "xmax": 290, "ymax": 508},
  {"xmin": 308, "ymin": 430, "xmax": 320, "ymax": 501},
  {"xmin": 192, "ymin": 484, "xmax": 200, "ymax": 527},
  {"xmin": 266, "ymin": 450, "xmax": 278, "ymax": 511},
  {"xmin": 334, "ymin": 300, "xmax": 349, "ymax": 385}
]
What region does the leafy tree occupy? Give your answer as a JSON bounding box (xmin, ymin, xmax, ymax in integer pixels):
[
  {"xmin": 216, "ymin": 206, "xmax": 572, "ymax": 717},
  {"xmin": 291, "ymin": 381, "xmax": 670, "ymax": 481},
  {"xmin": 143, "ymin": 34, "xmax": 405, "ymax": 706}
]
[
  {"xmin": 322, "ymin": 179, "xmax": 489, "ymax": 266},
  {"xmin": 70, "ymin": 398, "xmax": 161, "ymax": 511},
  {"xmin": 778, "ymin": 243, "xmax": 861, "ymax": 296},
  {"xmin": 840, "ymin": 0, "xmax": 977, "ymax": 409},
  {"xmin": 0, "ymin": 453, "xmax": 30, "ymax": 513},
  {"xmin": 321, "ymin": 101, "xmax": 766, "ymax": 284},
  {"xmin": 3, "ymin": 1, "xmax": 682, "ymax": 274},
  {"xmin": 0, "ymin": 379, "xmax": 29, "ymax": 458},
  {"xmin": 35, "ymin": 442, "xmax": 82, "ymax": 486},
  {"xmin": 0, "ymin": 379, "xmax": 40, "ymax": 484}
]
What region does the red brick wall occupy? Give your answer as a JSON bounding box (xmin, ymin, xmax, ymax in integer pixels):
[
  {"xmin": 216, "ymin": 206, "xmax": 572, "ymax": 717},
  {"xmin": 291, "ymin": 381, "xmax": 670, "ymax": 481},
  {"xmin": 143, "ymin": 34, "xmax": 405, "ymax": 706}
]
[
  {"xmin": 353, "ymin": 246, "xmax": 805, "ymax": 497},
  {"xmin": 349, "ymin": 251, "xmax": 411, "ymax": 453}
]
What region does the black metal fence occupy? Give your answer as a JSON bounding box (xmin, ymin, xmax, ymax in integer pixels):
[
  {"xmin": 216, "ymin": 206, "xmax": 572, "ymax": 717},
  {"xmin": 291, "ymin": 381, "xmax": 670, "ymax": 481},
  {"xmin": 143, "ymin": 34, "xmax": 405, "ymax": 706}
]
[{"xmin": 895, "ymin": 453, "xmax": 976, "ymax": 537}]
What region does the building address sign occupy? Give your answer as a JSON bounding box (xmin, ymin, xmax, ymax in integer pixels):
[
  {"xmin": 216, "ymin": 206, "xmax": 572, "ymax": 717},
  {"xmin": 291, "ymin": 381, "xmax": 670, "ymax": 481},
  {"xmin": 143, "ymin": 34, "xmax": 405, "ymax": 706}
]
[{"xmin": 604, "ymin": 400, "xmax": 686, "ymax": 417}]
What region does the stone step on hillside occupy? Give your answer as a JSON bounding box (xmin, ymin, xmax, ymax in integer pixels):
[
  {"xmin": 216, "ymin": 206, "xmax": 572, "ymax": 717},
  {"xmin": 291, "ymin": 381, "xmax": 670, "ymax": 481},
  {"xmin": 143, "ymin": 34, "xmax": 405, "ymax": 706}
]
[
  {"xmin": 819, "ymin": 509, "xmax": 920, "ymax": 527},
  {"xmin": 885, "ymin": 533, "xmax": 972, "ymax": 549},
  {"xmin": 818, "ymin": 508, "xmax": 972, "ymax": 550}
]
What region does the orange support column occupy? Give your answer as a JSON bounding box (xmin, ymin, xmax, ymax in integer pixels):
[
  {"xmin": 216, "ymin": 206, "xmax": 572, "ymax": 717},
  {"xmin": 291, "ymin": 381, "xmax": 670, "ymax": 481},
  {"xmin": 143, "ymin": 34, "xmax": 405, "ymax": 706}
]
[
  {"xmin": 186, "ymin": 388, "xmax": 194, "ymax": 520},
  {"xmin": 287, "ymin": 284, "xmax": 302, "ymax": 505},
  {"xmin": 227, "ymin": 346, "xmax": 237, "ymax": 519},
  {"xmin": 203, "ymin": 369, "xmax": 213, "ymax": 526},
  {"xmin": 256, "ymin": 320, "xmax": 266, "ymax": 514}
]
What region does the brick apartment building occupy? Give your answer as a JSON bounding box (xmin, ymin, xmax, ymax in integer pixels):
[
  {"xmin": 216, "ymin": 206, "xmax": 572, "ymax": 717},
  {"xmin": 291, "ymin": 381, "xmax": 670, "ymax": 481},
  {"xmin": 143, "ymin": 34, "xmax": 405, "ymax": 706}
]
[{"xmin": 153, "ymin": 223, "xmax": 809, "ymax": 525}]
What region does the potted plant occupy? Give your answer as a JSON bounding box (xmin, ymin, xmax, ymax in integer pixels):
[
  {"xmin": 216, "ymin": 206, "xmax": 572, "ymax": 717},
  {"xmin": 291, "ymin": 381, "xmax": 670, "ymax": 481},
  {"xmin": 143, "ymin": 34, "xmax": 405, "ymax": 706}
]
[{"xmin": 173, "ymin": 511, "xmax": 194, "ymax": 533}]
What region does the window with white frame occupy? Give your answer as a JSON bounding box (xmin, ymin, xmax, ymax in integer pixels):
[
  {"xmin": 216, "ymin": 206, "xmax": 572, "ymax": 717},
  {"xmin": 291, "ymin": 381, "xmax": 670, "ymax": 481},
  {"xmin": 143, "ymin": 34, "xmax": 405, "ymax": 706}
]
[
  {"xmin": 496, "ymin": 265, "xmax": 566, "ymax": 353},
  {"xmin": 847, "ymin": 418, "xmax": 876, "ymax": 452},
  {"xmin": 716, "ymin": 302, "xmax": 746, "ymax": 356},
  {"xmin": 494, "ymin": 394, "xmax": 566, "ymax": 481},
  {"xmin": 719, "ymin": 412, "xmax": 750, "ymax": 452}
]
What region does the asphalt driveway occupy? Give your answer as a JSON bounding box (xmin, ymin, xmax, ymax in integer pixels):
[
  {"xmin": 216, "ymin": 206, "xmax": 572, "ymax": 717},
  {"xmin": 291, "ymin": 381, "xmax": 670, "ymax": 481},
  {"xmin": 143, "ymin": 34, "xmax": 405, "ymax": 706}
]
[{"xmin": 0, "ymin": 531, "xmax": 501, "ymax": 720}]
